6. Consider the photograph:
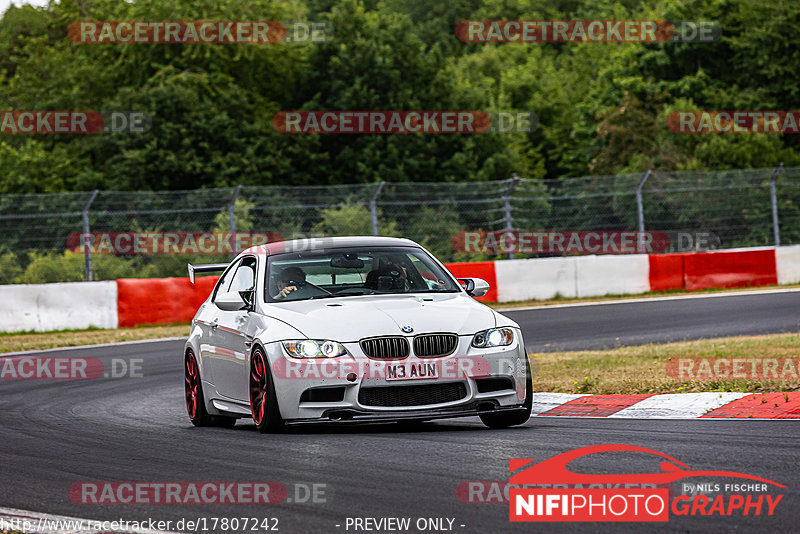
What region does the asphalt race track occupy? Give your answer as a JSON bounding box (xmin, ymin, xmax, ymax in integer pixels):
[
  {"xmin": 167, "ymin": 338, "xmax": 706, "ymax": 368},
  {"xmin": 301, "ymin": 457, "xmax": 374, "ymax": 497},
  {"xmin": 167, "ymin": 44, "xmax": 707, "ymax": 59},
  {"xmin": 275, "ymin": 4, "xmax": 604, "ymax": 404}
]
[
  {"xmin": 506, "ymin": 289, "xmax": 800, "ymax": 352},
  {"xmin": 1, "ymin": 291, "xmax": 799, "ymax": 533}
]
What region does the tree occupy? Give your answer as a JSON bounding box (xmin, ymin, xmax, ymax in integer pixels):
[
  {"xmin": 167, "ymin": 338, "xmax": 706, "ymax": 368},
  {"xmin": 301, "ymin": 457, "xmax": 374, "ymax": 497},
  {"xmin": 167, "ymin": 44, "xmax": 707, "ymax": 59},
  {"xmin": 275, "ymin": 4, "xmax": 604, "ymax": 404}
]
[{"xmin": 311, "ymin": 202, "xmax": 399, "ymax": 236}]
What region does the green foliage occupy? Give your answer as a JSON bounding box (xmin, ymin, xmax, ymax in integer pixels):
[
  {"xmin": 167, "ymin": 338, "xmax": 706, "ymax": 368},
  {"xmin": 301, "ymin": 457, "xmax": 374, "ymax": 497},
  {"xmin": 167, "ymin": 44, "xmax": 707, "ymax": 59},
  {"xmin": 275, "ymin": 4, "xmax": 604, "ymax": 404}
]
[
  {"xmin": 2, "ymin": 0, "xmax": 798, "ymax": 190},
  {"xmin": 7, "ymin": 250, "xmax": 237, "ymax": 284},
  {"xmin": 214, "ymin": 198, "xmax": 256, "ymax": 233},
  {"xmin": 310, "ymin": 202, "xmax": 399, "ymax": 236},
  {"xmin": 0, "ymin": 249, "xmax": 23, "ymax": 284},
  {"xmin": 0, "ymin": 140, "xmax": 91, "ymax": 193},
  {"xmin": 2, "ymin": 0, "xmax": 800, "ymax": 282},
  {"xmin": 16, "ymin": 251, "xmax": 86, "ymax": 283},
  {"xmin": 402, "ymin": 205, "xmax": 467, "ymax": 262}
]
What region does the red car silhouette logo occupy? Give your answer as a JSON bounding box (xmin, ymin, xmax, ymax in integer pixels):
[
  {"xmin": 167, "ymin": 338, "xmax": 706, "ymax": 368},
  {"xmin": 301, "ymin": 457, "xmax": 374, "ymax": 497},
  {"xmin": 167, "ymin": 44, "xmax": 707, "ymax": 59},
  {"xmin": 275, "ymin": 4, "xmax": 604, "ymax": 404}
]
[{"xmin": 509, "ymin": 444, "xmax": 785, "ymax": 487}]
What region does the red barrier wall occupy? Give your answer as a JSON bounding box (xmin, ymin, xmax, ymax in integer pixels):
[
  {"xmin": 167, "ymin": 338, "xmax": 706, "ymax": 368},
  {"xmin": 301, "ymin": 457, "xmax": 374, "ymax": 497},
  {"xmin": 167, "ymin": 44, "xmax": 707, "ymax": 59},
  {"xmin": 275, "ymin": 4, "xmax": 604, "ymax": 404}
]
[
  {"xmin": 114, "ymin": 250, "xmax": 776, "ymax": 327},
  {"xmin": 117, "ymin": 262, "xmax": 498, "ymax": 327},
  {"xmin": 444, "ymin": 261, "xmax": 497, "ymax": 302},
  {"xmin": 683, "ymin": 249, "xmax": 777, "ymax": 291},
  {"xmin": 648, "ymin": 254, "xmax": 685, "ymax": 291},
  {"xmin": 117, "ymin": 276, "xmax": 219, "ymax": 327}
]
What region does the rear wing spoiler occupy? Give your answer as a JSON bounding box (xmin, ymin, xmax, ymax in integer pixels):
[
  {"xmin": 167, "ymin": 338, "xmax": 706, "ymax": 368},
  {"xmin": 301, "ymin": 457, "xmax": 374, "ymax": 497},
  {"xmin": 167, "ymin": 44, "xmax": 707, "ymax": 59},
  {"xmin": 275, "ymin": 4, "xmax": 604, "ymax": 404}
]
[{"xmin": 188, "ymin": 263, "xmax": 229, "ymax": 284}]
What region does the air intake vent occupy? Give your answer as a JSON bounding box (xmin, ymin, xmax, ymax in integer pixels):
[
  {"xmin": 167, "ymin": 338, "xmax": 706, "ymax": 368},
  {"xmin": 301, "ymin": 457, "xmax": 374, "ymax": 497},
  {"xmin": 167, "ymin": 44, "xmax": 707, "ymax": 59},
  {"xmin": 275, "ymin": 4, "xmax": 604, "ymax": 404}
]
[
  {"xmin": 299, "ymin": 387, "xmax": 346, "ymax": 403},
  {"xmin": 358, "ymin": 382, "xmax": 467, "ymax": 407},
  {"xmin": 413, "ymin": 334, "xmax": 458, "ymax": 357},
  {"xmin": 475, "ymin": 377, "xmax": 515, "ymax": 393},
  {"xmin": 359, "ymin": 336, "xmax": 410, "ymax": 359}
]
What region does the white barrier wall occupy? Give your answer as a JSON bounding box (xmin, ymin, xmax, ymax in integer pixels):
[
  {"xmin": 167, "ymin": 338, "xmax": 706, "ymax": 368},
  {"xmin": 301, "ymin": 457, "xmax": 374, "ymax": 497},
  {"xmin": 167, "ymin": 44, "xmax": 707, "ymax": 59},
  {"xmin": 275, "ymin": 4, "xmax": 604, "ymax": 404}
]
[
  {"xmin": 495, "ymin": 256, "xmax": 577, "ymax": 302},
  {"xmin": 0, "ymin": 245, "xmax": 788, "ymax": 331},
  {"xmin": 775, "ymin": 245, "xmax": 800, "ymax": 285},
  {"xmin": 0, "ymin": 281, "xmax": 118, "ymax": 332},
  {"xmin": 574, "ymin": 254, "xmax": 650, "ymax": 298},
  {"xmin": 494, "ymin": 255, "xmax": 650, "ymax": 302}
]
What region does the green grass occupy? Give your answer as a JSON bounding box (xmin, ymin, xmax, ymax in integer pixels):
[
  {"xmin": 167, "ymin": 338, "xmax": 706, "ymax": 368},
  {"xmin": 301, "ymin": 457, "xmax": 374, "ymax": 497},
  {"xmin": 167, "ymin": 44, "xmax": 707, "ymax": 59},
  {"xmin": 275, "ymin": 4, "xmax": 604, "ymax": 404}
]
[
  {"xmin": 531, "ymin": 333, "xmax": 800, "ymax": 394},
  {"xmin": 0, "ymin": 324, "xmax": 189, "ymax": 353}
]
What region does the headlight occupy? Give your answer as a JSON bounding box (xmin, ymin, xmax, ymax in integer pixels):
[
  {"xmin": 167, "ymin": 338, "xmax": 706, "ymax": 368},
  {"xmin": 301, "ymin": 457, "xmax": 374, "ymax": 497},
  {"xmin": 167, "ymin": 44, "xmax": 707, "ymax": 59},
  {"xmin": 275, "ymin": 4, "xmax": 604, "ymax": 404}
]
[
  {"xmin": 471, "ymin": 328, "xmax": 514, "ymax": 348},
  {"xmin": 282, "ymin": 340, "xmax": 347, "ymax": 358}
]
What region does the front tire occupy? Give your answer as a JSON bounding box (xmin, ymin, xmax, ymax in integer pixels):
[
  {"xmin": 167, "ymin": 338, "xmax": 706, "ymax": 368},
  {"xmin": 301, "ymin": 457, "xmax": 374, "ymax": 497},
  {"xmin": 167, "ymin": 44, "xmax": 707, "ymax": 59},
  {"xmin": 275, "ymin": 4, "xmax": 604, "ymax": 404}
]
[
  {"xmin": 480, "ymin": 357, "xmax": 533, "ymax": 429},
  {"xmin": 249, "ymin": 346, "xmax": 285, "ymax": 433},
  {"xmin": 185, "ymin": 350, "xmax": 237, "ymax": 428}
]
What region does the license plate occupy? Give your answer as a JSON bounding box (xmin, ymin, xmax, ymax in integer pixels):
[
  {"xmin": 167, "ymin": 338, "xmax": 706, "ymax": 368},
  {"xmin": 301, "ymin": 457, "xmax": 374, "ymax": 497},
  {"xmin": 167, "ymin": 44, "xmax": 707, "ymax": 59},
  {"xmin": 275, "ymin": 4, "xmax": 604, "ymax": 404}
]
[{"xmin": 385, "ymin": 362, "xmax": 438, "ymax": 381}]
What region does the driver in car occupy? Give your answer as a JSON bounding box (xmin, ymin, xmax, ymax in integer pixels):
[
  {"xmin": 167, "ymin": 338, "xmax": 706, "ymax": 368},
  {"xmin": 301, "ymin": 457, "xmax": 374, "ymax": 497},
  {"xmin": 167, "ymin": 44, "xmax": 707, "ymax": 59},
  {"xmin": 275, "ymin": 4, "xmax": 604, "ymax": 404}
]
[
  {"xmin": 272, "ymin": 266, "xmax": 307, "ymax": 300},
  {"xmin": 364, "ymin": 260, "xmax": 409, "ymax": 291}
]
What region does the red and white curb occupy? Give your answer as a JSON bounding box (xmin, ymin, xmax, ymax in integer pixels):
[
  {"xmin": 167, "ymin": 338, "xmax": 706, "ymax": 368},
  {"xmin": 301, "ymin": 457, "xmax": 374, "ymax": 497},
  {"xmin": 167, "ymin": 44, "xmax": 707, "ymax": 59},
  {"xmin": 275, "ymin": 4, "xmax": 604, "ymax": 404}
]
[
  {"xmin": 0, "ymin": 506, "xmax": 175, "ymax": 534},
  {"xmin": 532, "ymin": 392, "xmax": 800, "ymax": 419}
]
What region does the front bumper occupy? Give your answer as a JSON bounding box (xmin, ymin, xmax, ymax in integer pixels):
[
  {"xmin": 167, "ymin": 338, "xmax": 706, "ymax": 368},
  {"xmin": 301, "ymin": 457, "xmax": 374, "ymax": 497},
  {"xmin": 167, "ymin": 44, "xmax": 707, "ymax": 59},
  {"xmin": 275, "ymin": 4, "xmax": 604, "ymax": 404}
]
[
  {"xmin": 286, "ymin": 402, "xmax": 528, "ymax": 426},
  {"xmin": 264, "ymin": 328, "xmax": 528, "ymax": 422}
]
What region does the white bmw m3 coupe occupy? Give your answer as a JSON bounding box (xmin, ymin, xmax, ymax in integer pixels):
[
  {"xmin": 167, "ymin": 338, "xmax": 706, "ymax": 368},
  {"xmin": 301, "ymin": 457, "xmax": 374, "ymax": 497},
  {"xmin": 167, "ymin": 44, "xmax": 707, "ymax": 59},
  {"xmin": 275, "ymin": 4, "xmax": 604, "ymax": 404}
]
[{"xmin": 184, "ymin": 236, "xmax": 532, "ymax": 432}]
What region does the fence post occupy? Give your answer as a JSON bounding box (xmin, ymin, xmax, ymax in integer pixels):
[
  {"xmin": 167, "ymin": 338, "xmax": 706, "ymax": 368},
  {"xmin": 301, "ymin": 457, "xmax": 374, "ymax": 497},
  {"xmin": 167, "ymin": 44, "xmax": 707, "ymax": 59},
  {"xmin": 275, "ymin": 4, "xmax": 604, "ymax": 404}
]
[
  {"xmin": 502, "ymin": 174, "xmax": 519, "ymax": 259},
  {"xmin": 370, "ymin": 181, "xmax": 385, "ymax": 236},
  {"xmin": 636, "ymin": 170, "xmax": 652, "ymax": 253},
  {"xmin": 229, "ymin": 184, "xmax": 242, "ymax": 254},
  {"xmin": 770, "ymin": 162, "xmax": 784, "ymax": 247},
  {"xmin": 82, "ymin": 190, "xmax": 99, "ymax": 281}
]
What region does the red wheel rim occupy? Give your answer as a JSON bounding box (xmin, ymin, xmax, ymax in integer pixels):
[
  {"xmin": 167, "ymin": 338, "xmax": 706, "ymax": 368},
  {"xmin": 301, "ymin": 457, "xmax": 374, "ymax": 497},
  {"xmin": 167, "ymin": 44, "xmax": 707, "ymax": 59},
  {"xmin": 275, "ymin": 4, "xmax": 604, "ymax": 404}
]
[
  {"xmin": 250, "ymin": 350, "xmax": 268, "ymax": 425},
  {"xmin": 185, "ymin": 352, "xmax": 199, "ymax": 419}
]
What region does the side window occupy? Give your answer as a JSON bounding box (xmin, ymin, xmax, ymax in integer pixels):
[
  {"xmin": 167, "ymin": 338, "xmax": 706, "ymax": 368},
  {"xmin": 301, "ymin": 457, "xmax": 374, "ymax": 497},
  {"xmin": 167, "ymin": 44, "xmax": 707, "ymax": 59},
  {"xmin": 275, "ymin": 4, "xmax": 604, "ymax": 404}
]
[
  {"xmin": 228, "ymin": 257, "xmax": 257, "ymax": 293},
  {"xmin": 212, "ymin": 260, "xmax": 239, "ymax": 302},
  {"xmin": 409, "ymin": 255, "xmax": 435, "ymax": 280},
  {"xmin": 409, "ymin": 254, "xmax": 445, "ymax": 289}
]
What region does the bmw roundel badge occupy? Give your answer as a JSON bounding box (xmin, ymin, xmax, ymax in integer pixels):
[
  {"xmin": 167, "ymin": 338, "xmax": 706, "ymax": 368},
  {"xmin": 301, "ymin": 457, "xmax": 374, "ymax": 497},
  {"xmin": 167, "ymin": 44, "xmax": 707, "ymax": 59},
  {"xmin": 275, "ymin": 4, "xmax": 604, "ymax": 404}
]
[{"xmin": 401, "ymin": 326, "xmax": 413, "ymax": 333}]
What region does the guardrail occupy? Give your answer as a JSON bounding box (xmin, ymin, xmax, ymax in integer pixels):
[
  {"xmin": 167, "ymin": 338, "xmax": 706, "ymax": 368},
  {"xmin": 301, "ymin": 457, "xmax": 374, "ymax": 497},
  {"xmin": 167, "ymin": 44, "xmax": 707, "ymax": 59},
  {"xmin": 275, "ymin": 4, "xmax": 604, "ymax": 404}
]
[{"xmin": 3, "ymin": 247, "xmax": 799, "ymax": 333}]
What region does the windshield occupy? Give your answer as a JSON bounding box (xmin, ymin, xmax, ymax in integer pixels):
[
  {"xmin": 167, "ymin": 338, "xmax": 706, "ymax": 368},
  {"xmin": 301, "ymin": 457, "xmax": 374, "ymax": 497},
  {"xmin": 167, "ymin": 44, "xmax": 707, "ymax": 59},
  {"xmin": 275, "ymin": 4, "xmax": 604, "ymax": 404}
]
[{"xmin": 265, "ymin": 246, "xmax": 460, "ymax": 302}]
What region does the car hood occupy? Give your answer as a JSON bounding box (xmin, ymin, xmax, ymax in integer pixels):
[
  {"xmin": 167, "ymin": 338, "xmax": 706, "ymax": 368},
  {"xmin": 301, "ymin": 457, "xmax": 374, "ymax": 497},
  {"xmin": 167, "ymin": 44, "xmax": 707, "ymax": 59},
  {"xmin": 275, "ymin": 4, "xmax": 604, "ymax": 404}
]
[{"xmin": 260, "ymin": 293, "xmax": 508, "ymax": 341}]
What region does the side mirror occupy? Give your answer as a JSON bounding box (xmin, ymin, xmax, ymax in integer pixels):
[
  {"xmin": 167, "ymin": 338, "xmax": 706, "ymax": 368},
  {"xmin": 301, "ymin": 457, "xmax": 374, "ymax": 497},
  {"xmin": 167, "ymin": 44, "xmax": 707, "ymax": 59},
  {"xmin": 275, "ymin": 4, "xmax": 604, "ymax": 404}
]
[
  {"xmin": 215, "ymin": 291, "xmax": 247, "ymax": 311},
  {"xmin": 457, "ymin": 277, "xmax": 490, "ymax": 298}
]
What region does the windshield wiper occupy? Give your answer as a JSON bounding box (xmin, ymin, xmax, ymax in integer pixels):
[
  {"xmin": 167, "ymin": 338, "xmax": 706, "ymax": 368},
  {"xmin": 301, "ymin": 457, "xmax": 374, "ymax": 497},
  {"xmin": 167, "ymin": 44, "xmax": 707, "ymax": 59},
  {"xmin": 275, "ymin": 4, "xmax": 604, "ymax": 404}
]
[{"xmin": 307, "ymin": 290, "xmax": 374, "ymax": 300}]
